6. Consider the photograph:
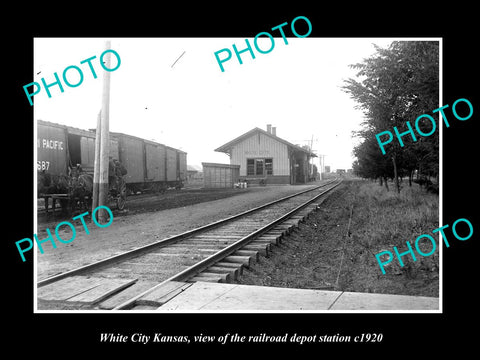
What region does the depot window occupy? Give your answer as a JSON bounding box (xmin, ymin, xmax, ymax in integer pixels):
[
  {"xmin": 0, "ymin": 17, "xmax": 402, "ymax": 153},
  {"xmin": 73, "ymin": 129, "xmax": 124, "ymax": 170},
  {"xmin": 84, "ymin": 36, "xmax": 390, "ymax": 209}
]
[{"xmin": 247, "ymin": 158, "xmax": 273, "ymax": 176}]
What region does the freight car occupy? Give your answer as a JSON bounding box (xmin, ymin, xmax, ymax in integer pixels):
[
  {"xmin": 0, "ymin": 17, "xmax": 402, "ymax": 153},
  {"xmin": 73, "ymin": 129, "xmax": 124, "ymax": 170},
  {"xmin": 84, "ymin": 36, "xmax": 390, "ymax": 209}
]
[
  {"xmin": 37, "ymin": 120, "xmax": 187, "ymax": 211},
  {"xmin": 111, "ymin": 132, "xmax": 187, "ymax": 193},
  {"xmin": 37, "ymin": 120, "xmax": 121, "ymax": 212},
  {"xmin": 37, "ymin": 120, "xmax": 119, "ymax": 175}
]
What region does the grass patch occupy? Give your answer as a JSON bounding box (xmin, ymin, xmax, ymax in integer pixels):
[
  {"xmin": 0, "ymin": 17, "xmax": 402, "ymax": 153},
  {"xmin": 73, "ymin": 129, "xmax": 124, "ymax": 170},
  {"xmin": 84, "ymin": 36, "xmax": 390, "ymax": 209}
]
[{"xmin": 334, "ymin": 180, "xmax": 439, "ymax": 296}]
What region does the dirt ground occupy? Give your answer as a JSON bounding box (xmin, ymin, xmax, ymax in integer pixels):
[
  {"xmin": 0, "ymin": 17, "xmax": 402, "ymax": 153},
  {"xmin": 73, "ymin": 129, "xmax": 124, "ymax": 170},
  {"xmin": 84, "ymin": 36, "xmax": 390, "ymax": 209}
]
[
  {"xmin": 237, "ymin": 179, "xmax": 440, "ymax": 297},
  {"xmin": 36, "ymin": 182, "xmax": 326, "ymax": 280}
]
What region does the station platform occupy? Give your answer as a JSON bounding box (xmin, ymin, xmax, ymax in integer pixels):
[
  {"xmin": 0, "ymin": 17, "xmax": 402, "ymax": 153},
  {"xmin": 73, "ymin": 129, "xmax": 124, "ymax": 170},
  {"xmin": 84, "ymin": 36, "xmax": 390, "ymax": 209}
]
[{"xmin": 155, "ymin": 281, "xmax": 439, "ymax": 311}]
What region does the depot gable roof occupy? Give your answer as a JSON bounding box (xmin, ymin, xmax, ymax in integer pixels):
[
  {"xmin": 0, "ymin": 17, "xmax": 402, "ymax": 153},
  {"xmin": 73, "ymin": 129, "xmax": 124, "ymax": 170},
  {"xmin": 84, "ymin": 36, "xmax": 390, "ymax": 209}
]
[{"xmin": 215, "ymin": 127, "xmax": 316, "ymax": 157}]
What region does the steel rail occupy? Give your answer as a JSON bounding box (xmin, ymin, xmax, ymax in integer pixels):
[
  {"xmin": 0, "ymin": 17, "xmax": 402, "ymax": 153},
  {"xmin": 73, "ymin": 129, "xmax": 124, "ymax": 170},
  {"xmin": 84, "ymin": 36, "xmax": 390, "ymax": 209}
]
[
  {"xmin": 38, "ymin": 178, "xmax": 338, "ymax": 287},
  {"xmin": 113, "ymin": 178, "xmax": 342, "ymax": 310}
]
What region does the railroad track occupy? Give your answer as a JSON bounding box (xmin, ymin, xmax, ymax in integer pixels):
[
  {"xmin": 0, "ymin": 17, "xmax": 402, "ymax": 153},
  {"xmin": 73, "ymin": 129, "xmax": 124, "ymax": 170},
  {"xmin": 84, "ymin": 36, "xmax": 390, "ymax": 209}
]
[{"xmin": 37, "ymin": 178, "xmax": 342, "ymax": 310}]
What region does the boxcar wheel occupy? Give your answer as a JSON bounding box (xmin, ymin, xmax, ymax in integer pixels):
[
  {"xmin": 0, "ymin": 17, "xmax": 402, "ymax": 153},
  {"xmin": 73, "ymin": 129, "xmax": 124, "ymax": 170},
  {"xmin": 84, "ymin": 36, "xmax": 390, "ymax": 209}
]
[{"xmin": 117, "ymin": 180, "xmax": 127, "ymax": 210}]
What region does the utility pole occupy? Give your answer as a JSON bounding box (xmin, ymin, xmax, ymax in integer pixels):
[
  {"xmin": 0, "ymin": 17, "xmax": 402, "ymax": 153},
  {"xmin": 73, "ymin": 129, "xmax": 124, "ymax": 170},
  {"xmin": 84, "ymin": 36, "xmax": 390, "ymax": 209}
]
[
  {"xmin": 318, "ymin": 154, "xmax": 322, "ymax": 181},
  {"xmin": 318, "ymin": 154, "xmax": 326, "ymax": 181},
  {"xmin": 310, "ymin": 134, "xmax": 313, "ymax": 181},
  {"xmin": 92, "ymin": 110, "xmax": 101, "ymax": 212},
  {"xmin": 93, "ymin": 40, "xmax": 111, "ymax": 223}
]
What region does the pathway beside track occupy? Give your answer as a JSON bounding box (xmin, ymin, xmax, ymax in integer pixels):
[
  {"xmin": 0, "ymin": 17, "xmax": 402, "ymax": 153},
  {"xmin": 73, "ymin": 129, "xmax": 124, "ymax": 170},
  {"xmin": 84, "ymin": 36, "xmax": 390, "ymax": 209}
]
[{"xmin": 155, "ymin": 281, "xmax": 439, "ymax": 311}]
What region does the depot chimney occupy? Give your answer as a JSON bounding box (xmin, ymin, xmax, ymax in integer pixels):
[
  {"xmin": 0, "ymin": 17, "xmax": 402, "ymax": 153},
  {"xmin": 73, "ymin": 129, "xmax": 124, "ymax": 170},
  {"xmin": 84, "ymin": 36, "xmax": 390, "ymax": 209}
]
[{"xmin": 267, "ymin": 124, "xmax": 272, "ymax": 133}]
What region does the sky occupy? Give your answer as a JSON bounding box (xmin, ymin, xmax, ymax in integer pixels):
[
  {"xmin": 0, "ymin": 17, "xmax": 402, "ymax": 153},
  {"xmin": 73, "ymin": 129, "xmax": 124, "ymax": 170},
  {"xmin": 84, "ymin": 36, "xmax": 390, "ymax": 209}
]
[{"xmin": 33, "ymin": 37, "xmax": 395, "ymax": 171}]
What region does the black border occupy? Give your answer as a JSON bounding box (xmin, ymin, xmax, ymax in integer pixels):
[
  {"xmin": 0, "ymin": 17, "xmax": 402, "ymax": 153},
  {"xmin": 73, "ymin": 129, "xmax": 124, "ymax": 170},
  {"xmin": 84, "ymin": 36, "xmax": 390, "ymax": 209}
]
[{"xmin": 7, "ymin": 6, "xmax": 478, "ymax": 354}]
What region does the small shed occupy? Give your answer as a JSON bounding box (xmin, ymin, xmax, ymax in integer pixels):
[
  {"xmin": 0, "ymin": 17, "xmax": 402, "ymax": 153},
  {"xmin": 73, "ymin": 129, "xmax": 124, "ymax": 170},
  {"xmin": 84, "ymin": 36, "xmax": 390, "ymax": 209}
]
[{"xmin": 202, "ymin": 162, "xmax": 240, "ymax": 188}]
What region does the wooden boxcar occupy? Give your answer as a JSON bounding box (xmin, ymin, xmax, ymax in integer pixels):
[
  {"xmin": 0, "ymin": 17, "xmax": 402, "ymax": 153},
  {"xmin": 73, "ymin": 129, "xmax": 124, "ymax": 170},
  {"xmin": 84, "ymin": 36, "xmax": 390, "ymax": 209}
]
[
  {"xmin": 37, "ymin": 120, "xmax": 187, "ymax": 195},
  {"xmin": 37, "ymin": 120, "xmax": 119, "ymax": 175},
  {"xmin": 112, "ymin": 132, "xmax": 187, "ymax": 192}
]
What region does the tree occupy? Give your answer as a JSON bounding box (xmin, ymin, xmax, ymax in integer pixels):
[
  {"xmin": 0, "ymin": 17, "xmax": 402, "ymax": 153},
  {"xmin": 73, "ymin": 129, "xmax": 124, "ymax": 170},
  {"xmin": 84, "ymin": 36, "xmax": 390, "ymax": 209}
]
[
  {"xmin": 352, "ymin": 132, "xmax": 394, "ymax": 190},
  {"xmin": 343, "ymin": 41, "xmax": 439, "ymax": 193}
]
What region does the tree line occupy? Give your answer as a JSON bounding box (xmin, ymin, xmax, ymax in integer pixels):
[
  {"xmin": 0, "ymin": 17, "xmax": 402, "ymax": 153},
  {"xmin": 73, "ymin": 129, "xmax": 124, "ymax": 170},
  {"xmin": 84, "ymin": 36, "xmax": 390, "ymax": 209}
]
[{"xmin": 343, "ymin": 41, "xmax": 439, "ymax": 193}]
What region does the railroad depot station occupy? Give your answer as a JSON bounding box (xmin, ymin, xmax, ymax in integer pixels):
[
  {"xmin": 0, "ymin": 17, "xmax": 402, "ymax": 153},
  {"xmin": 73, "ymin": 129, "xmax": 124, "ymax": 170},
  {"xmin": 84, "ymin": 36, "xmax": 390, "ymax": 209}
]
[{"xmin": 203, "ymin": 125, "xmax": 317, "ymax": 188}]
